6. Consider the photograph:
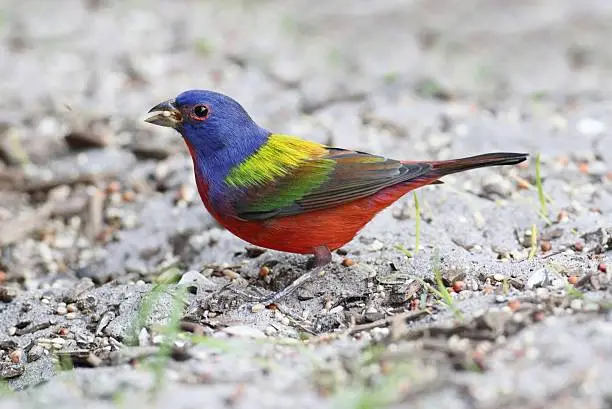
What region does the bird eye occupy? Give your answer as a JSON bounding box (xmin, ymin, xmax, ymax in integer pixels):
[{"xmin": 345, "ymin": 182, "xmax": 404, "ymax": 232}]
[{"xmin": 191, "ymin": 104, "xmax": 210, "ymax": 120}]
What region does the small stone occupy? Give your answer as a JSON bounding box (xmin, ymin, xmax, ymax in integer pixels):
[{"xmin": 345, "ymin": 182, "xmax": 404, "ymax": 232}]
[
  {"xmin": 0, "ymin": 362, "xmax": 25, "ymax": 379},
  {"xmin": 494, "ymin": 295, "xmax": 507, "ymax": 303},
  {"xmin": 576, "ymin": 117, "xmax": 606, "ymax": 136},
  {"xmin": 492, "ymin": 274, "xmax": 505, "ymax": 282},
  {"xmin": 9, "ymin": 349, "xmax": 23, "ymax": 364},
  {"xmin": 56, "ymin": 306, "xmax": 67, "ymax": 315},
  {"xmin": 41, "ymin": 297, "xmax": 50, "ymax": 305},
  {"xmin": 176, "ymin": 184, "xmax": 195, "ymax": 204},
  {"xmin": 535, "ymin": 287, "xmax": 549, "ymax": 300},
  {"xmin": 369, "ymin": 240, "xmax": 384, "ymax": 251},
  {"xmin": 526, "ymin": 268, "xmax": 549, "ymax": 289},
  {"xmin": 223, "ymin": 269, "xmax": 240, "ymax": 280},
  {"xmin": 598, "ymin": 263, "xmax": 607, "ymax": 273},
  {"xmin": 567, "ymin": 276, "xmax": 578, "ymax": 285},
  {"xmin": 0, "ymin": 287, "xmax": 17, "ymax": 303},
  {"xmin": 570, "ymin": 299, "xmax": 583, "ymax": 311},
  {"xmin": 251, "ymin": 303, "xmax": 265, "ymax": 313},
  {"xmin": 7, "ymin": 327, "xmax": 16, "ymax": 336},
  {"xmin": 27, "ymin": 345, "xmax": 44, "ymax": 362},
  {"xmin": 57, "ymin": 327, "xmax": 69, "ymax": 336},
  {"xmin": 532, "ymin": 311, "xmax": 545, "ymax": 322},
  {"xmin": 573, "ymin": 242, "xmax": 584, "ymax": 252},
  {"xmin": 264, "ymin": 326, "xmax": 277, "ymax": 336},
  {"xmin": 65, "ymin": 312, "xmax": 77, "ymax": 320},
  {"xmin": 540, "ymin": 241, "xmax": 552, "ymax": 252}
]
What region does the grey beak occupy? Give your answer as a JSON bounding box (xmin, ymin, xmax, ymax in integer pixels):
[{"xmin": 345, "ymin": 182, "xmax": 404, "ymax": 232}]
[{"xmin": 145, "ymin": 99, "xmax": 182, "ymax": 128}]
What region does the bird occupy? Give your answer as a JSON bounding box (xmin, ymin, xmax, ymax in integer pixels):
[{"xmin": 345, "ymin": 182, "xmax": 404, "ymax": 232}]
[{"xmin": 146, "ymin": 90, "xmax": 528, "ymax": 304}]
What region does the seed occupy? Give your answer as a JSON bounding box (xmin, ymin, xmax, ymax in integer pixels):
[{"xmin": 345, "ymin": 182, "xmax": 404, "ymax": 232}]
[
  {"xmin": 258, "ymin": 266, "xmax": 270, "ymax": 278},
  {"xmin": 122, "ymin": 190, "xmax": 136, "ymax": 202},
  {"xmin": 105, "ymin": 180, "xmax": 121, "ymax": 194},
  {"xmin": 341, "ymin": 258, "xmax": 355, "ymax": 267},
  {"xmin": 452, "ymin": 281, "xmax": 465, "ymax": 293},
  {"xmin": 516, "ymin": 179, "xmax": 530, "ymax": 190},
  {"xmin": 540, "ymin": 241, "xmax": 552, "ymax": 252},
  {"xmin": 507, "ymin": 299, "xmax": 521, "ymax": 312},
  {"xmin": 557, "ymin": 210, "xmax": 569, "ymax": 223},
  {"xmin": 567, "ymin": 275, "xmax": 578, "ymax": 285}
]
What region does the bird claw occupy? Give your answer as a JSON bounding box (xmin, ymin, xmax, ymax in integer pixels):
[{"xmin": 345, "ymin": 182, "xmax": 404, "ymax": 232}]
[{"xmin": 230, "ymin": 269, "xmax": 318, "ymax": 310}]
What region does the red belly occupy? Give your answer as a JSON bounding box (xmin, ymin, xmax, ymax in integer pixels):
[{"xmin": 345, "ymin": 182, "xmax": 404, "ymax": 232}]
[{"xmin": 199, "ymin": 179, "xmax": 433, "ymax": 255}]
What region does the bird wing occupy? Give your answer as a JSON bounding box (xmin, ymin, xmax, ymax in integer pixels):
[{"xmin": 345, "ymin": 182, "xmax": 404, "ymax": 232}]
[{"xmin": 225, "ymin": 134, "xmax": 433, "ymax": 220}]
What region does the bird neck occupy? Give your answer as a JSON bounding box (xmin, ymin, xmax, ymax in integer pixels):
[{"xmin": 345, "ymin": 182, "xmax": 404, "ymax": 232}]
[{"xmin": 186, "ymin": 126, "xmax": 270, "ymax": 196}]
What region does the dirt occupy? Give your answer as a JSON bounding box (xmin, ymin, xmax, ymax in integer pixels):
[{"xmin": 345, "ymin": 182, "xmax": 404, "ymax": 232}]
[{"xmin": 0, "ymin": 0, "xmax": 611, "ymax": 408}]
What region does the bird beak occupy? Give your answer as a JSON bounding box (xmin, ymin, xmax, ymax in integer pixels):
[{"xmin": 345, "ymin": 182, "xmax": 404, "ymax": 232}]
[{"xmin": 145, "ymin": 99, "xmax": 182, "ymax": 128}]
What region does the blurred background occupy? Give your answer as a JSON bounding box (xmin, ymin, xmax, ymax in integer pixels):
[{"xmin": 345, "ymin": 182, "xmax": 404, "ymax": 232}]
[{"xmin": 1, "ymin": 1, "xmax": 612, "ymax": 408}]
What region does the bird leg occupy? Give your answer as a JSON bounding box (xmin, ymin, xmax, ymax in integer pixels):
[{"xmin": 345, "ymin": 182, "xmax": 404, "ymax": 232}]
[{"xmin": 236, "ymin": 245, "xmax": 332, "ymax": 306}]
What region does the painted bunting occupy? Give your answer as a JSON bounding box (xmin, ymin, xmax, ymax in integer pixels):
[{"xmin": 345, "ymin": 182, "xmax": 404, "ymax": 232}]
[{"xmin": 146, "ymin": 90, "xmax": 527, "ymax": 303}]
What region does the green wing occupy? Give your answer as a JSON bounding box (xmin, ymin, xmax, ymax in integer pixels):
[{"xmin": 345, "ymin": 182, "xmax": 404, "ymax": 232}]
[{"xmin": 226, "ymin": 135, "xmax": 433, "ymax": 220}]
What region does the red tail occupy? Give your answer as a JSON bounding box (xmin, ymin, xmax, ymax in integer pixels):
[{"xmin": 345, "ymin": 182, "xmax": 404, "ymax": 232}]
[{"xmin": 427, "ymin": 152, "xmax": 528, "ymax": 177}]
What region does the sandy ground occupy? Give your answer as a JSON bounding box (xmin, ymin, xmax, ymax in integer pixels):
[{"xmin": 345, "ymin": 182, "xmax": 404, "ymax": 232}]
[{"xmin": 0, "ymin": 0, "xmax": 611, "ymax": 408}]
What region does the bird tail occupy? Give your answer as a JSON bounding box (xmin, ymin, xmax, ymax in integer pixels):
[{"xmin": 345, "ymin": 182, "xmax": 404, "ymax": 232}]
[{"xmin": 427, "ymin": 152, "xmax": 528, "ymax": 177}]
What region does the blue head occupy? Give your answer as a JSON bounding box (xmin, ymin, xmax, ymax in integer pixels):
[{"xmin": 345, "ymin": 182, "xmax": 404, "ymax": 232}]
[{"xmin": 146, "ymin": 90, "xmax": 270, "ymax": 180}]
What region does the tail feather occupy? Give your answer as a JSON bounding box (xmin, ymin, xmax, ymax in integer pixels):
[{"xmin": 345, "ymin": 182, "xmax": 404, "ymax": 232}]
[{"xmin": 429, "ymin": 152, "xmax": 528, "ymax": 176}]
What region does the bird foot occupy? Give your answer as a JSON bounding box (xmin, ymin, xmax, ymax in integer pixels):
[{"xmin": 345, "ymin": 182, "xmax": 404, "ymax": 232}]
[
  {"xmin": 231, "ymin": 269, "xmax": 317, "ymax": 308},
  {"xmin": 232, "ymin": 246, "xmax": 332, "ymax": 311}
]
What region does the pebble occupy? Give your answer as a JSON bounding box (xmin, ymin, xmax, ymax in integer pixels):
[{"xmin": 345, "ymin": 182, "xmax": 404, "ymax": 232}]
[
  {"xmin": 65, "ymin": 312, "xmax": 77, "ymax": 320},
  {"xmin": 568, "ymin": 276, "xmax": 578, "ymax": 285},
  {"xmin": 598, "ymin": 263, "xmax": 607, "ymax": 273},
  {"xmin": 369, "ymin": 240, "xmax": 384, "ymax": 251},
  {"xmin": 56, "ymin": 306, "xmax": 68, "ymax": 315},
  {"xmin": 27, "ymin": 345, "xmax": 44, "ymax": 362},
  {"xmin": 570, "ymin": 299, "xmax": 583, "ymax": 311},
  {"xmin": 576, "ymin": 117, "xmax": 606, "ymax": 136},
  {"xmin": 492, "ymin": 274, "xmax": 505, "ymax": 282},
  {"xmin": 7, "ymin": 327, "xmax": 16, "ymax": 336},
  {"xmin": 0, "ymin": 287, "xmax": 17, "ymax": 302},
  {"xmin": 9, "ymin": 349, "xmax": 23, "ymax": 364},
  {"xmin": 526, "ymin": 268, "xmax": 549, "ymax": 289},
  {"xmin": 251, "ymin": 303, "xmax": 265, "ymax": 313},
  {"xmin": 264, "ymin": 326, "xmax": 277, "ymax": 336}
]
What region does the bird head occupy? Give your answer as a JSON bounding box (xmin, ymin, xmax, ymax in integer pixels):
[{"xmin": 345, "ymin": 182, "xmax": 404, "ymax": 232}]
[{"xmin": 146, "ymin": 90, "xmax": 269, "ymax": 160}]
